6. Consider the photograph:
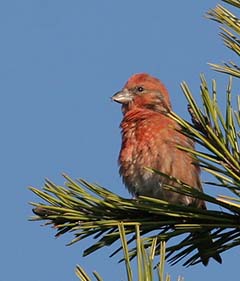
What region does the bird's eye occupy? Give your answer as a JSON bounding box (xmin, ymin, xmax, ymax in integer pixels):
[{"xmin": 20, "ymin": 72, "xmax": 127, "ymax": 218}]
[{"xmin": 137, "ymin": 86, "xmax": 144, "ymax": 92}]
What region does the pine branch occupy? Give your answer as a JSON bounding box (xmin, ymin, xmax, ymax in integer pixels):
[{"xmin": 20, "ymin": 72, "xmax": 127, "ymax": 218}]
[
  {"xmin": 207, "ymin": 3, "xmax": 240, "ymax": 76},
  {"xmin": 75, "ymin": 235, "xmax": 180, "ymax": 281},
  {"xmin": 222, "ymin": 0, "xmax": 240, "ymax": 9},
  {"xmin": 30, "ymin": 169, "xmax": 240, "ymax": 266},
  {"xmin": 170, "ymin": 75, "xmax": 240, "ymax": 194}
]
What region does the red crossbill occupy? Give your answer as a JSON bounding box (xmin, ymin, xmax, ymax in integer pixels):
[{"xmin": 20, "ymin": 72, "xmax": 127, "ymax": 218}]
[{"xmin": 112, "ymin": 73, "xmax": 222, "ymax": 266}]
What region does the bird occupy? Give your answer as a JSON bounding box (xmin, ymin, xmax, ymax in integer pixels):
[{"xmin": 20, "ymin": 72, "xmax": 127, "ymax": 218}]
[{"xmin": 112, "ymin": 73, "xmax": 222, "ymax": 266}]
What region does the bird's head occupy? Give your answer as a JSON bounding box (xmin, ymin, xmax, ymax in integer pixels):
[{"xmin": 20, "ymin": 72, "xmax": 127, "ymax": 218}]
[{"xmin": 112, "ymin": 73, "xmax": 172, "ymax": 114}]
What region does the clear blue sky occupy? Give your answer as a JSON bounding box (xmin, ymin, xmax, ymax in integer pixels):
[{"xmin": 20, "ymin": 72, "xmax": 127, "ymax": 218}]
[{"xmin": 1, "ymin": 1, "xmax": 239, "ymax": 280}]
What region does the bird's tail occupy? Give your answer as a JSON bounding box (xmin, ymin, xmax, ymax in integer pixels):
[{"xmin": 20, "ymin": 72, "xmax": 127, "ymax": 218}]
[{"xmin": 194, "ymin": 230, "xmax": 222, "ymax": 266}]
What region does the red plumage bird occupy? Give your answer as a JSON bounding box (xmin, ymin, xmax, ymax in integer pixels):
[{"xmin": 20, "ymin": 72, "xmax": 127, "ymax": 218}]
[{"xmin": 112, "ymin": 73, "xmax": 222, "ymax": 266}]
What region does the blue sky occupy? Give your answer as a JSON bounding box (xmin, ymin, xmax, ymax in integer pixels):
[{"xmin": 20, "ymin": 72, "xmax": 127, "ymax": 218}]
[{"xmin": 1, "ymin": 1, "xmax": 239, "ymax": 280}]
